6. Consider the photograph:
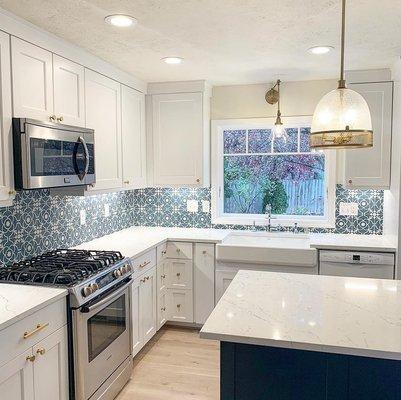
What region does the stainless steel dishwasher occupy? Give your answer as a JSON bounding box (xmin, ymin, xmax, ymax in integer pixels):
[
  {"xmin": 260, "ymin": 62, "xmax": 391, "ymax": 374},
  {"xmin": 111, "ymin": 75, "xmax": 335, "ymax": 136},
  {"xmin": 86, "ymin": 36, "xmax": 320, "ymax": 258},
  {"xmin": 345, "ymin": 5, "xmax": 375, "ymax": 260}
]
[{"xmin": 319, "ymin": 250, "xmax": 395, "ymax": 279}]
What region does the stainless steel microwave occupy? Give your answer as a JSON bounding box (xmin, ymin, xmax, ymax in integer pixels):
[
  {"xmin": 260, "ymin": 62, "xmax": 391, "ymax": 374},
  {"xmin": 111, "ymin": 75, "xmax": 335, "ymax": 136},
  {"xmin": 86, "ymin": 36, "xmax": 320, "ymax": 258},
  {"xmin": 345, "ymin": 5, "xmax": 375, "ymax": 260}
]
[{"xmin": 13, "ymin": 118, "xmax": 95, "ymax": 190}]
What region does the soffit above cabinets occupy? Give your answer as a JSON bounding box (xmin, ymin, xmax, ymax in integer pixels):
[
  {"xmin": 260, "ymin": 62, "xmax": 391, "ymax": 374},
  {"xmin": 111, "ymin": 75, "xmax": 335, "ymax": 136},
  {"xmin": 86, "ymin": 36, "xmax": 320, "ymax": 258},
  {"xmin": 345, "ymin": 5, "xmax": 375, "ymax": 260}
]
[{"xmin": 0, "ymin": 0, "xmax": 400, "ymax": 85}]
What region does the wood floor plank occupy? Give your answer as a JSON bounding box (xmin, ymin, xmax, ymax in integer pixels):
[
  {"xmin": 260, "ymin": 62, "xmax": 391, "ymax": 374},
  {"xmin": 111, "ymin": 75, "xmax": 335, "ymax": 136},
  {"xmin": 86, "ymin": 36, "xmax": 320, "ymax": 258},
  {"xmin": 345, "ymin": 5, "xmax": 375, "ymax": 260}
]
[{"xmin": 116, "ymin": 326, "xmax": 220, "ymax": 400}]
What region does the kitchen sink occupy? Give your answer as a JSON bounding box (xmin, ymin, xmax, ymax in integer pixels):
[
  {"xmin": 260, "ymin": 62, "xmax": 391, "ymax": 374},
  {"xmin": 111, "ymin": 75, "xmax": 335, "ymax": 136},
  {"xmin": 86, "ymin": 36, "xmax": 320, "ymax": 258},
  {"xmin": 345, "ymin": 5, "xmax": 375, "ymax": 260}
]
[{"xmin": 217, "ymin": 231, "xmax": 317, "ymax": 266}]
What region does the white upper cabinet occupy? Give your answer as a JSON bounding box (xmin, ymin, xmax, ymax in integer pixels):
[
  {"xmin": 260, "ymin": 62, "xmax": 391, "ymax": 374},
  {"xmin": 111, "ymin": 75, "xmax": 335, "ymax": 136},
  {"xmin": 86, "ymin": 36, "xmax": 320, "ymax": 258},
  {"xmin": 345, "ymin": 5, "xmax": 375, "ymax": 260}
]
[
  {"xmin": 11, "ymin": 37, "xmax": 53, "ymax": 121},
  {"xmin": 85, "ymin": 69, "xmax": 122, "ymax": 191},
  {"xmin": 344, "ymin": 81, "xmax": 393, "ymax": 189},
  {"xmin": 148, "ymin": 81, "xmax": 211, "ymax": 187},
  {"xmin": 53, "ymin": 54, "xmax": 85, "ymax": 126},
  {"xmin": 121, "ymin": 85, "xmax": 146, "ymax": 189},
  {"xmin": 0, "ymin": 31, "xmax": 14, "ymax": 203}
]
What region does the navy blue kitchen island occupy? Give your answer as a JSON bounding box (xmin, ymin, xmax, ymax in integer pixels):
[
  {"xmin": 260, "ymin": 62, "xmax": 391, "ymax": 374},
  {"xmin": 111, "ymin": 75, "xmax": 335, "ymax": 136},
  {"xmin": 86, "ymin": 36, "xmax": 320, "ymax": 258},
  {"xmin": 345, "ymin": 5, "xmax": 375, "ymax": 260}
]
[{"xmin": 200, "ymin": 270, "xmax": 401, "ymax": 400}]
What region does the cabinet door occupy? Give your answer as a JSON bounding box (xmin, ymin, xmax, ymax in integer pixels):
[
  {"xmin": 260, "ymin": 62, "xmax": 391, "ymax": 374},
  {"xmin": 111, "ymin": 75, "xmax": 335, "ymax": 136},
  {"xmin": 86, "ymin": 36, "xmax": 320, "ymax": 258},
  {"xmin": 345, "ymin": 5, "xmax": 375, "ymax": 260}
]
[
  {"xmin": 11, "ymin": 37, "xmax": 53, "ymax": 121},
  {"xmin": 53, "ymin": 54, "xmax": 85, "ymax": 126},
  {"xmin": 121, "ymin": 85, "xmax": 146, "ymax": 189},
  {"xmin": 33, "ymin": 325, "xmax": 68, "ymax": 400},
  {"xmin": 168, "ymin": 259, "xmax": 193, "ymax": 290},
  {"xmin": 344, "ymin": 82, "xmax": 393, "ymax": 189},
  {"xmin": 0, "ymin": 31, "xmax": 13, "ymax": 202},
  {"xmin": 157, "ymin": 289, "xmax": 169, "ymax": 330},
  {"xmin": 194, "ymin": 243, "xmax": 215, "ymax": 324},
  {"xmin": 85, "ymin": 69, "xmax": 122, "ymax": 191},
  {"xmin": 0, "ymin": 350, "xmax": 34, "ymax": 400},
  {"xmin": 152, "ymin": 92, "xmax": 203, "ymax": 186},
  {"xmin": 169, "ymin": 289, "xmax": 194, "ymax": 323},
  {"xmin": 139, "ymin": 267, "xmax": 157, "ymax": 345},
  {"xmin": 157, "ymin": 259, "xmax": 169, "ymax": 293},
  {"xmin": 131, "ymin": 278, "xmax": 143, "ymax": 357},
  {"xmin": 215, "ymin": 269, "xmax": 238, "ymax": 303}
]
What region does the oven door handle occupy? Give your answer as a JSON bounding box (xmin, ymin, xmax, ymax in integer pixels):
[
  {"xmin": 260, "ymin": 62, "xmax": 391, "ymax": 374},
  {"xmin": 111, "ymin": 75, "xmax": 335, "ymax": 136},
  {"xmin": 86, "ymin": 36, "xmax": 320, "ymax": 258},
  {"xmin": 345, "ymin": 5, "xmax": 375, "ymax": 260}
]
[{"xmin": 80, "ymin": 279, "xmax": 132, "ymax": 314}]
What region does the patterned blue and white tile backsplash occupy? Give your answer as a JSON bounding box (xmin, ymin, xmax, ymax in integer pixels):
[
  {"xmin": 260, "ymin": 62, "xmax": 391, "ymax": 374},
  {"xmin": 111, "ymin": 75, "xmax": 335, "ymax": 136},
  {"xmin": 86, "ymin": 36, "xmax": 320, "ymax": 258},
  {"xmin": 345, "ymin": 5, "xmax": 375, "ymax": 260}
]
[{"xmin": 0, "ymin": 185, "xmax": 383, "ymax": 264}]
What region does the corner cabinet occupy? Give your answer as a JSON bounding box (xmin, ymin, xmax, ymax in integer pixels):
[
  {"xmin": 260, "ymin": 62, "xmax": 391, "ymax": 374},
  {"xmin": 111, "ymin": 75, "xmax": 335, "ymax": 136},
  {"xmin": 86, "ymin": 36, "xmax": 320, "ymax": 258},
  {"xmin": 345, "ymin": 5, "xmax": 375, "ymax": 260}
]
[
  {"xmin": 343, "ymin": 81, "xmax": 393, "ymax": 189},
  {"xmin": 121, "ymin": 85, "xmax": 147, "ymax": 189},
  {"xmin": 85, "ymin": 69, "xmax": 123, "ymax": 191},
  {"xmin": 147, "ymin": 81, "xmax": 211, "ymax": 187}
]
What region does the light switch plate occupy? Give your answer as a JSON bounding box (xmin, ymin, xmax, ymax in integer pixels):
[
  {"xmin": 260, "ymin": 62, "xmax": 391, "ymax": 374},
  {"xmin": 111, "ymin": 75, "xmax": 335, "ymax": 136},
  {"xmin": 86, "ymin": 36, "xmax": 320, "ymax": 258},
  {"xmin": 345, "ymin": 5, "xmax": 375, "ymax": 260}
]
[
  {"xmin": 202, "ymin": 200, "xmax": 210, "ymax": 213},
  {"xmin": 80, "ymin": 209, "xmax": 86, "ymax": 225},
  {"xmin": 104, "ymin": 204, "xmax": 110, "ymax": 217},
  {"xmin": 186, "ymin": 200, "xmax": 198, "ymax": 213},
  {"xmin": 339, "ymin": 202, "xmax": 359, "ymax": 216}
]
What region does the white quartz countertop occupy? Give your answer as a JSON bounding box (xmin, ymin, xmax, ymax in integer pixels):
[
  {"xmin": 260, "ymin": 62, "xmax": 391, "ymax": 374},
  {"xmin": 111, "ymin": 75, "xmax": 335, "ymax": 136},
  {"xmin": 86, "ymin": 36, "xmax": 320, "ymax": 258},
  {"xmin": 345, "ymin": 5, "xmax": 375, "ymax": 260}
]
[
  {"xmin": 0, "ymin": 284, "xmax": 67, "ymax": 331},
  {"xmin": 75, "ymin": 227, "xmax": 397, "ymax": 258},
  {"xmin": 200, "ymin": 270, "xmax": 401, "ymax": 360}
]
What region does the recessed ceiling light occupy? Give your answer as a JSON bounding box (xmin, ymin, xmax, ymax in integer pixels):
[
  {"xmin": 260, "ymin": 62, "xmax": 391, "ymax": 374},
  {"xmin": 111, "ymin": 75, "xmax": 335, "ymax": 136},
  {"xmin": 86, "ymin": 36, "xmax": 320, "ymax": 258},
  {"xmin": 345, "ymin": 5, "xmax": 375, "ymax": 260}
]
[
  {"xmin": 162, "ymin": 57, "xmax": 184, "ymax": 65},
  {"xmin": 308, "ymin": 46, "xmax": 334, "ymax": 55},
  {"xmin": 104, "ymin": 14, "xmax": 137, "ymax": 27}
]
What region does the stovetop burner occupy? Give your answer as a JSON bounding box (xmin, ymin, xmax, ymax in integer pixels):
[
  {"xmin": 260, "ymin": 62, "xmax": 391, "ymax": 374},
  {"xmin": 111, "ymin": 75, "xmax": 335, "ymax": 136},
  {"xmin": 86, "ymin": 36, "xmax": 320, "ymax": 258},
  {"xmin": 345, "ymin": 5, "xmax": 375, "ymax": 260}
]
[{"xmin": 0, "ymin": 249, "xmax": 124, "ymax": 287}]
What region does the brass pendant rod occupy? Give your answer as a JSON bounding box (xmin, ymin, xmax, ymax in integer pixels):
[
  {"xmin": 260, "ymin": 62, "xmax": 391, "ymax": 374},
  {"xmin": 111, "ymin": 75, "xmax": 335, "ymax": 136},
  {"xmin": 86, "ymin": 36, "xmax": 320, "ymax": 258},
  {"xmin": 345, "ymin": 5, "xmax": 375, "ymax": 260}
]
[
  {"xmin": 338, "ymin": 0, "xmax": 346, "ymax": 89},
  {"xmin": 277, "ymin": 79, "xmax": 281, "ymax": 117}
]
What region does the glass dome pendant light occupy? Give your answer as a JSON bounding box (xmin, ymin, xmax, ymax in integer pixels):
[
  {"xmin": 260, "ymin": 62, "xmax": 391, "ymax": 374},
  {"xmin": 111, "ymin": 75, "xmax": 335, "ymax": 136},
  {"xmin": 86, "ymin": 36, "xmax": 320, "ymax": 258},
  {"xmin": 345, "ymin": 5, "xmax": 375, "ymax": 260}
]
[
  {"xmin": 310, "ymin": 0, "xmax": 373, "ymax": 149},
  {"xmin": 265, "ymin": 79, "xmax": 288, "ymax": 140}
]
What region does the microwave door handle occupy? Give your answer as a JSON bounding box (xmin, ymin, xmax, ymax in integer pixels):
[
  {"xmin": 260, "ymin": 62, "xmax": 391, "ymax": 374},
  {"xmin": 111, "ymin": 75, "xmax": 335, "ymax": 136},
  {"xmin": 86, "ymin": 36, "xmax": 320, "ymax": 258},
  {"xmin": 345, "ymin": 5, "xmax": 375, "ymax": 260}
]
[
  {"xmin": 78, "ymin": 136, "xmax": 90, "ymax": 179},
  {"xmin": 80, "ymin": 279, "xmax": 132, "ymax": 314}
]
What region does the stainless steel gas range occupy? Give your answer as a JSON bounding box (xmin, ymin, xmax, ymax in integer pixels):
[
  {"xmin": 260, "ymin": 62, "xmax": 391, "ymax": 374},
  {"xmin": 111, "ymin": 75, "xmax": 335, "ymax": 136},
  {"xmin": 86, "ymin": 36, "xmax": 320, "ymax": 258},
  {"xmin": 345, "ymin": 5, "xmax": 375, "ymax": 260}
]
[{"xmin": 0, "ymin": 249, "xmax": 134, "ymax": 400}]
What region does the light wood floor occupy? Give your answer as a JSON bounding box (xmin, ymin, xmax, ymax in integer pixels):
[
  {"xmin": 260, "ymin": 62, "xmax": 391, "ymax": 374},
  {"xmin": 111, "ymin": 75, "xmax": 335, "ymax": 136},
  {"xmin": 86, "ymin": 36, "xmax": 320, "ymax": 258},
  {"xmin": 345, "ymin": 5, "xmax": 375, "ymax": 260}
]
[{"xmin": 116, "ymin": 326, "xmax": 220, "ymax": 400}]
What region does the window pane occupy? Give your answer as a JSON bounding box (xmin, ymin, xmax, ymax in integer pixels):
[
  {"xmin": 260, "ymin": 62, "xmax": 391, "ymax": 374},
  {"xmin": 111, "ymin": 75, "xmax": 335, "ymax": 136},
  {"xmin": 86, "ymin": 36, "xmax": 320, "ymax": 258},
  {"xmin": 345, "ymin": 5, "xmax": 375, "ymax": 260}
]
[
  {"xmin": 224, "ymin": 154, "xmax": 325, "ymax": 216},
  {"xmin": 248, "ymin": 129, "xmax": 272, "ymax": 153},
  {"xmin": 223, "ymin": 130, "xmax": 246, "ymax": 154},
  {"xmin": 273, "ymin": 128, "xmax": 298, "ymax": 153},
  {"xmin": 300, "ymin": 127, "xmax": 311, "ymax": 152}
]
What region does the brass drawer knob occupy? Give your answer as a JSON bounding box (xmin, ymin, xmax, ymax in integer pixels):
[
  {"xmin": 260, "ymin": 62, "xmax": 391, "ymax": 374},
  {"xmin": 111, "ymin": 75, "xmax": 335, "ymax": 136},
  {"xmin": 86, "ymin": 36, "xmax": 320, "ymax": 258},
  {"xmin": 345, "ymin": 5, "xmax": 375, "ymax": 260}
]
[
  {"xmin": 26, "ymin": 355, "xmax": 36, "ymax": 362},
  {"xmin": 161, "ymin": 274, "xmax": 166, "ymax": 279},
  {"xmin": 49, "ymin": 115, "xmax": 56, "ymax": 122},
  {"xmin": 177, "ymin": 304, "xmax": 181, "ymax": 308},
  {"xmin": 196, "ymin": 178, "xmax": 200, "ymax": 183},
  {"xmin": 176, "ymin": 272, "xmax": 181, "ymax": 277},
  {"xmin": 202, "ymin": 250, "xmax": 207, "ymax": 255},
  {"xmin": 57, "ymin": 116, "xmax": 63, "ymax": 122},
  {"xmin": 36, "ymin": 348, "xmax": 46, "ymax": 356}
]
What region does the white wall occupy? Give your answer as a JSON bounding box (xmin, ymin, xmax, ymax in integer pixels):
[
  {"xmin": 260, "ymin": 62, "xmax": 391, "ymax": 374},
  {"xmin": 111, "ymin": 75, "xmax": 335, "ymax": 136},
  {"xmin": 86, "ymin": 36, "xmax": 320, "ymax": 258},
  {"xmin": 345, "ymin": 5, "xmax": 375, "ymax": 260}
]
[{"xmin": 211, "ymin": 79, "xmax": 336, "ymax": 120}]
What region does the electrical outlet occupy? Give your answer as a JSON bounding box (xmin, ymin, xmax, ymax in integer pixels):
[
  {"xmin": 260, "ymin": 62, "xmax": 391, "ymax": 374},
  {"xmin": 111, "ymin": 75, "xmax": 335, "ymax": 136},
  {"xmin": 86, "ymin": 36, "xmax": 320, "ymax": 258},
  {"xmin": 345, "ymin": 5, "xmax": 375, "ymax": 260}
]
[
  {"xmin": 104, "ymin": 204, "xmax": 110, "ymax": 217},
  {"xmin": 339, "ymin": 202, "xmax": 359, "ymax": 216},
  {"xmin": 80, "ymin": 209, "xmax": 86, "ymax": 225},
  {"xmin": 202, "ymin": 200, "xmax": 210, "ymax": 213},
  {"xmin": 186, "ymin": 200, "xmax": 198, "ymax": 213}
]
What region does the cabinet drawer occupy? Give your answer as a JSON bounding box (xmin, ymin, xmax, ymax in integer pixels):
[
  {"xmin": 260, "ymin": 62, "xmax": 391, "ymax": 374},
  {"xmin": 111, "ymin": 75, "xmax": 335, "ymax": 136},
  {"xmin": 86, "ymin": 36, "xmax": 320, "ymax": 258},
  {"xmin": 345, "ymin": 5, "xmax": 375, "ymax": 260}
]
[
  {"xmin": 167, "ymin": 259, "xmax": 193, "ymax": 290},
  {"xmin": 165, "ymin": 242, "xmax": 193, "ymax": 260},
  {"xmin": 132, "ymin": 249, "xmax": 156, "ymax": 280},
  {"xmin": 168, "ymin": 290, "xmax": 194, "ymax": 323},
  {"xmin": 0, "ymin": 297, "xmax": 67, "ymax": 367}
]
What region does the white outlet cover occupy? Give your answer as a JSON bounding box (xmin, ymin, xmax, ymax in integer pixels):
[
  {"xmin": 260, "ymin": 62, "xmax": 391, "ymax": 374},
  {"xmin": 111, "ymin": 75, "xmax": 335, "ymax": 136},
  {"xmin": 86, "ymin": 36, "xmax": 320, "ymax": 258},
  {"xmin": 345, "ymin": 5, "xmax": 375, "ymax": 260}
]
[
  {"xmin": 104, "ymin": 204, "xmax": 110, "ymax": 217},
  {"xmin": 202, "ymin": 200, "xmax": 210, "ymax": 213},
  {"xmin": 186, "ymin": 200, "xmax": 199, "ymax": 213},
  {"xmin": 339, "ymin": 202, "xmax": 359, "ymax": 216},
  {"xmin": 80, "ymin": 209, "xmax": 86, "ymax": 225}
]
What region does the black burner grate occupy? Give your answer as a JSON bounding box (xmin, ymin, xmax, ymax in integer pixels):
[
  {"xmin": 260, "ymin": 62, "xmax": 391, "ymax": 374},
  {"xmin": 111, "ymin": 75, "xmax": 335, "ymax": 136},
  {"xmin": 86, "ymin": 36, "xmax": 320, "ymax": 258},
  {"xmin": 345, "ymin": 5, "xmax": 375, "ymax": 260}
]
[{"xmin": 0, "ymin": 249, "xmax": 123, "ymax": 286}]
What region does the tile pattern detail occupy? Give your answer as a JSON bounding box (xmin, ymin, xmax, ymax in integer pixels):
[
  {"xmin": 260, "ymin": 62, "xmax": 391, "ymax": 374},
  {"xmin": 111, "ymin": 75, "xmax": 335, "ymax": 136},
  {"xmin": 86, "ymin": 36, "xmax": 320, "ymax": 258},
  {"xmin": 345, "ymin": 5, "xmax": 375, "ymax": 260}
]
[{"xmin": 0, "ymin": 185, "xmax": 383, "ymax": 265}]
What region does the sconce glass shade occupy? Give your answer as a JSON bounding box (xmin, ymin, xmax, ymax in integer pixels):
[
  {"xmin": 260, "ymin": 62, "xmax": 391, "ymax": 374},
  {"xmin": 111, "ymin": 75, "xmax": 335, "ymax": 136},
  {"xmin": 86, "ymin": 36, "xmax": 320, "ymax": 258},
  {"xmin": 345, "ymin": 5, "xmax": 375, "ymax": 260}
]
[{"xmin": 310, "ymin": 87, "xmax": 373, "ymax": 149}]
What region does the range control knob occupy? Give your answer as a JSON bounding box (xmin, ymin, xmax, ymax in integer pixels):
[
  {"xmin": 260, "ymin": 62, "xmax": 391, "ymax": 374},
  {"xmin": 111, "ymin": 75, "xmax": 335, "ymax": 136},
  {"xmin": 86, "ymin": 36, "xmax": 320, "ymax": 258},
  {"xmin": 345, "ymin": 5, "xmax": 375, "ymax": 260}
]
[
  {"xmin": 82, "ymin": 286, "xmax": 93, "ymax": 297},
  {"xmin": 120, "ymin": 265, "xmax": 129, "ymax": 275},
  {"xmin": 90, "ymin": 283, "xmax": 99, "ymax": 293},
  {"xmin": 113, "ymin": 269, "xmax": 122, "ymax": 278},
  {"xmin": 126, "ymin": 264, "xmax": 132, "ymax": 272}
]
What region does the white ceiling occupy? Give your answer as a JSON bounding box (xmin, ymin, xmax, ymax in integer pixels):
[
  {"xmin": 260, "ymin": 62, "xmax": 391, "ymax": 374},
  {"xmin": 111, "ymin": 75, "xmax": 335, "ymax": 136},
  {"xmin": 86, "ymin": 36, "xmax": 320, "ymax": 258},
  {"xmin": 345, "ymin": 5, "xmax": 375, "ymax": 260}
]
[{"xmin": 0, "ymin": 0, "xmax": 400, "ymax": 85}]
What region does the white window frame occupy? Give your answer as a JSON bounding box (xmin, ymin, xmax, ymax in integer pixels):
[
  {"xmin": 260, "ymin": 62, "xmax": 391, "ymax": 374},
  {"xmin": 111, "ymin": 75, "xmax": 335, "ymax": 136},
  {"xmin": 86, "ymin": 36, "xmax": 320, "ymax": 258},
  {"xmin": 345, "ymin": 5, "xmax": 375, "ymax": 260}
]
[{"xmin": 211, "ymin": 117, "xmax": 336, "ymax": 228}]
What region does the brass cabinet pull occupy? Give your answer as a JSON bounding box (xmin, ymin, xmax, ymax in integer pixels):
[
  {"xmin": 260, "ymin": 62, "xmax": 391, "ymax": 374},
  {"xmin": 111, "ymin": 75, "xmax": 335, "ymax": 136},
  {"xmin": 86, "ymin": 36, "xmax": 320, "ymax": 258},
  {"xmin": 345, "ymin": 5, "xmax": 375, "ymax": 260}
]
[
  {"xmin": 176, "ymin": 249, "xmax": 181, "ymax": 253},
  {"xmin": 139, "ymin": 261, "xmax": 150, "ymax": 268},
  {"xmin": 36, "ymin": 348, "xmax": 46, "ymax": 356},
  {"xmin": 26, "ymin": 355, "xmax": 36, "ymax": 362},
  {"xmin": 176, "ymin": 272, "xmax": 181, "ymax": 277},
  {"xmin": 177, "ymin": 304, "xmax": 181, "ymax": 308},
  {"xmin": 146, "ymin": 276, "xmax": 150, "ymax": 280},
  {"xmin": 161, "ymin": 307, "xmax": 166, "ymax": 311},
  {"xmin": 161, "ymin": 250, "xmax": 166, "ymax": 255},
  {"xmin": 196, "ymin": 178, "xmax": 200, "ymax": 183},
  {"xmin": 140, "ymin": 278, "xmax": 145, "ymax": 283},
  {"xmin": 23, "ymin": 323, "xmax": 49, "ymax": 339},
  {"xmin": 124, "ymin": 180, "xmax": 130, "ymax": 184},
  {"xmin": 57, "ymin": 116, "xmax": 63, "ymax": 122},
  {"xmin": 161, "ymin": 274, "xmax": 166, "ymax": 279},
  {"xmin": 202, "ymin": 250, "xmax": 207, "ymax": 255},
  {"xmin": 49, "ymin": 115, "xmax": 57, "ymax": 122}
]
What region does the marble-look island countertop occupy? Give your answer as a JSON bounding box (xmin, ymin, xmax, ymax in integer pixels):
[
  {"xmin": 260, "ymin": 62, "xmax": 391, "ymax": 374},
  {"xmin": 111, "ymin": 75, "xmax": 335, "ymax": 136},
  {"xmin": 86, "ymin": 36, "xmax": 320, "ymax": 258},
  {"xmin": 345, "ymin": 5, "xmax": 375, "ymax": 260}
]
[
  {"xmin": 200, "ymin": 270, "xmax": 401, "ymax": 360},
  {"xmin": 0, "ymin": 284, "xmax": 67, "ymax": 331}
]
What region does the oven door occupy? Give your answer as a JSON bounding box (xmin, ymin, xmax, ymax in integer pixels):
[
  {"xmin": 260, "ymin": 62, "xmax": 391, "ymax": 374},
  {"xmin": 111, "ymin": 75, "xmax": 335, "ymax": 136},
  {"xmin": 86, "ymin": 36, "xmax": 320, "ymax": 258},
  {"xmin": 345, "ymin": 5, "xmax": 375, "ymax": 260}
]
[
  {"xmin": 73, "ymin": 279, "xmax": 132, "ymax": 400},
  {"xmin": 23, "ymin": 122, "xmax": 95, "ymax": 189}
]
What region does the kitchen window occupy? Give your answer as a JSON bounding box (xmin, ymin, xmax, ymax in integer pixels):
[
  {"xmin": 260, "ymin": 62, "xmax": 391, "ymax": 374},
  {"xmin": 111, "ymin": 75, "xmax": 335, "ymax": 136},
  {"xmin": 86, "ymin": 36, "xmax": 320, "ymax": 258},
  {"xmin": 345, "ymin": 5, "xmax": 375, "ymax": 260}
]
[{"xmin": 211, "ymin": 117, "xmax": 336, "ymax": 228}]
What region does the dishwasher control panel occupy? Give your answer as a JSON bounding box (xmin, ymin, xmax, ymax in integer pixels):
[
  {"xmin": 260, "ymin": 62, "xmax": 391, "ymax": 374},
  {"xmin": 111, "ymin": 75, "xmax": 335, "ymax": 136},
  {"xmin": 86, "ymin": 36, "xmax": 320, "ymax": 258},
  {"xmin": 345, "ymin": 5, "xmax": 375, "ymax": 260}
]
[{"xmin": 320, "ymin": 251, "xmax": 395, "ymax": 265}]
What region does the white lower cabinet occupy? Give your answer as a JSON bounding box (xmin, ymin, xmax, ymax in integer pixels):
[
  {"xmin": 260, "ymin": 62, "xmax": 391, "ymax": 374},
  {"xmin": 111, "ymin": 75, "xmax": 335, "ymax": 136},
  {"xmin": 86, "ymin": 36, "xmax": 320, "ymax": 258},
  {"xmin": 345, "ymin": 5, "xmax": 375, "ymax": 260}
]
[
  {"xmin": 33, "ymin": 326, "xmax": 69, "ymax": 400},
  {"xmin": 157, "ymin": 289, "xmax": 169, "ymax": 330},
  {"xmin": 215, "ymin": 268, "xmax": 237, "ymax": 303},
  {"xmin": 0, "ymin": 350, "xmax": 34, "ymax": 400},
  {"xmin": 0, "ymin": 298, "xmax": 68, "ymax": 400},
  {"xmin": 132, "ymin": 266, "xmax": 157, "ymax": 357},
  {"xmin": 167, "ymin": 259, "xmax": 193, "ymax": 290},
  {"xmin": 169, "ymin": 289, "xmax": 194, "ymax": 323}
]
